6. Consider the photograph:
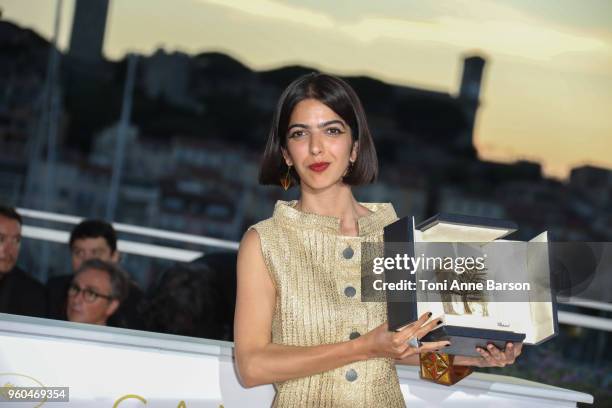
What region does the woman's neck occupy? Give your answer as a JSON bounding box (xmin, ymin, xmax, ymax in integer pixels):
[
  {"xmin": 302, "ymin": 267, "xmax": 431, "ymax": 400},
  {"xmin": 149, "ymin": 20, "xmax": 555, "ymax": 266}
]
[{"xmin": 295, "ymin": 184, "xmax": 371, "ymax": 236}]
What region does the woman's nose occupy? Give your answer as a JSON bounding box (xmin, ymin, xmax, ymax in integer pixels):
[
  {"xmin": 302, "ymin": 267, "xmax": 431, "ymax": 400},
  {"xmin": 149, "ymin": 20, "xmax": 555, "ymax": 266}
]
[{"xmin": 309, "ymin": 132, "xmax": 323, "ymax": 156}]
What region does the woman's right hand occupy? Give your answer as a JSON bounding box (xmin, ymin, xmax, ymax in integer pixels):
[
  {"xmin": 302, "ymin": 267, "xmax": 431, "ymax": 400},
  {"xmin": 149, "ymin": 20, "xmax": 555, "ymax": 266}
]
[{"xmin": 356, "ymin": 312, "xmax": 450, "ymax": 360}]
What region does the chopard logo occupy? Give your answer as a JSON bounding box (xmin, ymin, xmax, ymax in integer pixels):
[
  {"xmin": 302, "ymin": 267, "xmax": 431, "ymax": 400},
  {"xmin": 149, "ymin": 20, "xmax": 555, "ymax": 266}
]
[
  {"xmin": 113, "ymin": 394, "xmax": 224, "ymax": 408},
  {"xmin": 0, "ymin": 373, "xmax": 47, "ymax": 408}
]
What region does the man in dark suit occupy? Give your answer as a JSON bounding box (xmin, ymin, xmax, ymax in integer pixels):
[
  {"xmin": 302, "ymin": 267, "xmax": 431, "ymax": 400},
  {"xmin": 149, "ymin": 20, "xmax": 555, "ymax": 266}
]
[
  {"xmin": 0, "ymin": 205, "xmax": 46, "ymax": 317},
  {"xmin": 46, "ymin": 219, "xmax": 144, "ymax": 328}
]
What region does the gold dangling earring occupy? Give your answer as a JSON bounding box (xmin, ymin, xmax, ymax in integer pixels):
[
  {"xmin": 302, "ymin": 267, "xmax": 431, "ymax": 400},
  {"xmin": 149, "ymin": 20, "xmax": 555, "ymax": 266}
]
[{"xmin": 280, "ymin": 164, "xmax": 292, "ymax": 191}]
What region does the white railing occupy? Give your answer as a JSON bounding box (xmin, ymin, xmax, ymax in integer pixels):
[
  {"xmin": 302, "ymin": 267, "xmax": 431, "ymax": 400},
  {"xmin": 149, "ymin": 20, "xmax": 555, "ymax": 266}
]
[
  {"xmin": 18, "ymin": 207, "xmax": 239, "ymax": 263},
  {"xmin": 18, "ymin": 208, "xmax": 240, "ymax": 250},
  {"xmin": 17, "ymin": 207, "xmax": 612, "ymax": 332},
  {"xmin": 22, "ymin": 225, "xmax": 204, "ymax": 262}
]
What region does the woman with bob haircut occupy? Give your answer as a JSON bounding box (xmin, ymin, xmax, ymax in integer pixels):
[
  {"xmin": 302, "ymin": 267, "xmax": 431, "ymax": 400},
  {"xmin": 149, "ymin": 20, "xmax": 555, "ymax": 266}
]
[{"xmin": 234, "ymin": 73, "xmax": 521, "ymax": 407}]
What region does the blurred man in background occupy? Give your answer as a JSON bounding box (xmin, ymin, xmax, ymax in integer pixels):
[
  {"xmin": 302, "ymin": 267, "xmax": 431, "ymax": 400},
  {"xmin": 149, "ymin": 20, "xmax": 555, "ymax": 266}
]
[
  {"xmin": 0, "ymin": 205, "xmax": 46, "ymax": 317},
  {"xmin": 66, "ymin": 258, "xmax": 128, "ymax": 325},
  {"xmin": 46, "ymin": 219, "xmax": 118, "ymax": 319},
  {"xmin": 46, "ymin": 219, "xmax": 143, "ymax": 328}
]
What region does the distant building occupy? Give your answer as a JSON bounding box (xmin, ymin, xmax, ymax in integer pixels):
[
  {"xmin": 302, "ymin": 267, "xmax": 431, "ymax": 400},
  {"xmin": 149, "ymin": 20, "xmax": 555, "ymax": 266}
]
[
  {"xmin": 68, "ymin": 0, "xmax": 110, "ymax": 63},
  {"xmin": 570, "ymin": 165, "xmax": 612, "ymax": 188},
  {"xmin": 143, "ymin": 49, "xmax": 192, "ymax": 107},
  {"xmin": 494, "ymin": 180, "xmax": 591, "ymax": 240},
  {"xmin": 570, "ymin": 165, "xmax": 612, "ymax": 208},
  {"xmin": 438, "ymin": 187, "xmax": 505, "ymax": 219},
  {"xmin": 457, "ymin": 56, "xmax": 486, "ymax": 151},
  {"xmin": 390, "ymin": 54, "xmax": 486, "ymax": 162},
  {"xmin": 91, "ymin": 123, "xmax": 172, "ymax": 180}
]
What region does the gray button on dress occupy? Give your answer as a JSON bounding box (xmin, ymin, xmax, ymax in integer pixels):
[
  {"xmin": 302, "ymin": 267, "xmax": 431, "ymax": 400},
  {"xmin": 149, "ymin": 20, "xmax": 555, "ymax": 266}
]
[
  {"xmin": 344, "ymin": 286, "xmax": 356, "ymax": 297},
  {"xmin": 342, "ymin": 246, "xmax": 354, "ymax": 259}
]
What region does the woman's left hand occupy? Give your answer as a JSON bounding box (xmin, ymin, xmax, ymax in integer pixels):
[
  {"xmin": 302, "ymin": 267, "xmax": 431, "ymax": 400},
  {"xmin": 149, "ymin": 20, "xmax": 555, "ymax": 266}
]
[{"xmin": 455, "ymin": 342, "xmax": 522, "ymax": 368}]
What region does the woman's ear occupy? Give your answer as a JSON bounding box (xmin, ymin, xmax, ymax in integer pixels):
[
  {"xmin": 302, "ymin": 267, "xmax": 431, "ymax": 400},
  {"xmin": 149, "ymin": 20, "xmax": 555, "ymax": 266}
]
[
  {"xmin": 281, "ymin": 147, "xmax": 293, "ymax": 166},
  {"xmin": 350, "ymin": 141, "xmax": 359, "ymax": 163}
]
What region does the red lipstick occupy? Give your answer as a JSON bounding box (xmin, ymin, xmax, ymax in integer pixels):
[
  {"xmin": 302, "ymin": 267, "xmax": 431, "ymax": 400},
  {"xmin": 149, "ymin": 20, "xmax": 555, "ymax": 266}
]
[{"xmin": 308, "ymin": 162, "xmax": 330, "ymax": 172}]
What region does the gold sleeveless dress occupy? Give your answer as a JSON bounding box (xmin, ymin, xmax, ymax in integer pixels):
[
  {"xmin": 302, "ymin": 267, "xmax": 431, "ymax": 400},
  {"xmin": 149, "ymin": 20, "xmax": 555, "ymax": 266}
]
[{"xmin": 249, "ymin": 200, "xmax": 406, "ymax": 408}]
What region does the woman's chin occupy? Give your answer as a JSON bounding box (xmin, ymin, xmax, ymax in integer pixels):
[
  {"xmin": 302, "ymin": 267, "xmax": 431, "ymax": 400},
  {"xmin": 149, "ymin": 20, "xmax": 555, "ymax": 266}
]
[{"xmin": 301, "ymin": 178, "xmax": 345, "ymax": 191}]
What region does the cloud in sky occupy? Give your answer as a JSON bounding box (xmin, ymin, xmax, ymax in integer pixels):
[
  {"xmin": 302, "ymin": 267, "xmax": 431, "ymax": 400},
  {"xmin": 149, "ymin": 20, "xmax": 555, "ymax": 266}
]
[
  {"xmin": 199, "ymin": 0, "xmax": 612, "ymax": 74},
  {"xmin": 199, "ymin": 0, "xmax": 336, "ymax": 30}
]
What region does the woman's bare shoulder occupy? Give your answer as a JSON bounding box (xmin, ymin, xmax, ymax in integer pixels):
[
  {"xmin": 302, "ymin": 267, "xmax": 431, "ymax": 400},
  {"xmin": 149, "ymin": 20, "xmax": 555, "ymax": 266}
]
[
  {"xmin": 237, "ymin": 222, "xmax": 277, "ymax": 289},
  {"xmin": 239, "ymin": 216, "xmax": 276, "ymax": 258},
  {"xmin": 240, "ymin": 227, "xmax": 262, "ymax": 251},
  {"xmin": 242, "ymin": 216, "xmax": 278, "ymax": 245}
]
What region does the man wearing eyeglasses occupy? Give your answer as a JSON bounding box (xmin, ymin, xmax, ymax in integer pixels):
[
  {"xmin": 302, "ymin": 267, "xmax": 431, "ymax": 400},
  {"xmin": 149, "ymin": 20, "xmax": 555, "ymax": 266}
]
[
  {"xmin": 46, "ymin": 219, "xmax": 144, "ymax": 328},
  {"xmin": 0, "ymin": 205, "xmax": 46, "ymax": 317},
  {"xmin": 66, "ymin": 258, "xmax": 129, "ymax": 325}
]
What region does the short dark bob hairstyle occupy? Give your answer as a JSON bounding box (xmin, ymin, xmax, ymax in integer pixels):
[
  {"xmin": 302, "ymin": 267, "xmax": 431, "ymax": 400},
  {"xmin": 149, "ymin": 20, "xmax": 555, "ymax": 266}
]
[{"xmin": 259, "ymin": 73, "xmax": 378, "ymax": 188}]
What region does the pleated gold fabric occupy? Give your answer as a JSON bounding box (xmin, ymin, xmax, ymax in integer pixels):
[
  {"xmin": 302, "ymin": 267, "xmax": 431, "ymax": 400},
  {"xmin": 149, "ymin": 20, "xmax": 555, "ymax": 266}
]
[{"xmin": 249, "ymin": 200, "xmax": 406, "ymax": 408}]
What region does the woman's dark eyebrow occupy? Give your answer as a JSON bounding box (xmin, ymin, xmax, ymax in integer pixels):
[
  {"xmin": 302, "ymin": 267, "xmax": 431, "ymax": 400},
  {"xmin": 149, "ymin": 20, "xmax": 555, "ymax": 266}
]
[
  {"xmin": 287, "ymin": 120, "xmax": 346, "ymax": 131},
  {"xmin": 319, "ymin": 120, "xmax": 346, "ymax": 129},
  {"xmin": 287, "ymin": 123, "xmax": 309, "ymax": 131}
]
